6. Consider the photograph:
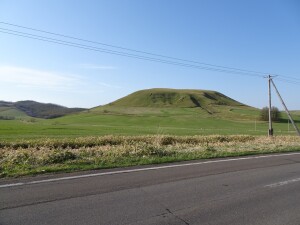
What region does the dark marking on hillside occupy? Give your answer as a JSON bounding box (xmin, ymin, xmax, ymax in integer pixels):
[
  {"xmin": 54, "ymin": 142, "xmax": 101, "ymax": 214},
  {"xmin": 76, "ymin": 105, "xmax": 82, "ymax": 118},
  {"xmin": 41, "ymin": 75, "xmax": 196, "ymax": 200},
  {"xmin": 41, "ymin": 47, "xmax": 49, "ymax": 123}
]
[
  {"xmin": 150, "ymin": 93, "xmax": 177, "ymax": 105},
  {"xmin": 189, "ymin": 96, "xmax": 201, "ymax": 107},
  {"xmin": 203, "ymin": 93, "xmax": 217, "ymax": 101}
]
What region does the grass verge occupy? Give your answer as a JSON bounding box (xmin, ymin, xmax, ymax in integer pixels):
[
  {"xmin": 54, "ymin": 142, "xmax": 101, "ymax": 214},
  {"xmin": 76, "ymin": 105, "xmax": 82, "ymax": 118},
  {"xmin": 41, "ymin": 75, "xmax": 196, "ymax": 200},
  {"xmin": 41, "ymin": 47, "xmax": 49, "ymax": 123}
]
[{"xmin": 1, "ymin": 135, "xmax": 300, "ymax": 178}]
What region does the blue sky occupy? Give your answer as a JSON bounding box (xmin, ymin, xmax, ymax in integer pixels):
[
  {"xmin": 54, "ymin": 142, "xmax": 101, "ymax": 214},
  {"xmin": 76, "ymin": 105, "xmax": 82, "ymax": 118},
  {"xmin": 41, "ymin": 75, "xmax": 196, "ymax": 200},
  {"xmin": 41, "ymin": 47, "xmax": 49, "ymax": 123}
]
[{"xmin": 0, "ymin": 0, "xmax": 299, "ymax": 109}]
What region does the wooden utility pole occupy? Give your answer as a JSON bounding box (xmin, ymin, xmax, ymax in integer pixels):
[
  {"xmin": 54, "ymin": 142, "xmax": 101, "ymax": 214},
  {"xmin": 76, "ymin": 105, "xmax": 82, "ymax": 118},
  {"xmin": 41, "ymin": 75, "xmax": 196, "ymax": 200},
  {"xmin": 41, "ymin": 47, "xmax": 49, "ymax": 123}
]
[
  {"xmin": 270, "ymin": 79, "xmax": 300, "ymax": 136},
  {"xmin": 268, "ymin": 75, "xmax": 273, "ymax": 136}
]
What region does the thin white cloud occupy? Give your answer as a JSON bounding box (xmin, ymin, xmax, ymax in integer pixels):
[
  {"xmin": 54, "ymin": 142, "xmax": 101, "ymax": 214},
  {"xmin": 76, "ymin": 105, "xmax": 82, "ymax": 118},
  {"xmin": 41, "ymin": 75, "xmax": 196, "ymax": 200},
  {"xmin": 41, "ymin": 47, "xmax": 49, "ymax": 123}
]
[
  {"xmin": 0, "ymin": 65, "xmax": 81, "ymax": 89},
  {"xmin": 79, "ymin": 63, "xmax": 117, "ymax": 70}
]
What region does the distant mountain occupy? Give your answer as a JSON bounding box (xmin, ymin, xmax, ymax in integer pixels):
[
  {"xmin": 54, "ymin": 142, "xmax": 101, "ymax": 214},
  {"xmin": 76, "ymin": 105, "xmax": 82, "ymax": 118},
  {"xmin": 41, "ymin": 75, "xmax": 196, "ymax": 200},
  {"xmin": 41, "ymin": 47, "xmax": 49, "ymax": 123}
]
[{"xmin": 0, "ymin": 101, "xmax": 85, "ymax": 119}]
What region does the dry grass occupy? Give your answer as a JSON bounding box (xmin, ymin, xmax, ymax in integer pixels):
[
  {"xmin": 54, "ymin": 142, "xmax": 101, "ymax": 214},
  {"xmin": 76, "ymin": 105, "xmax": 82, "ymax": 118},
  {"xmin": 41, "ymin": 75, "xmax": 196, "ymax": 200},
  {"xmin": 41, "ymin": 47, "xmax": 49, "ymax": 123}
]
[{"xmin": 1, "ymin": 135, "xmax": 299, "ymax": 177}]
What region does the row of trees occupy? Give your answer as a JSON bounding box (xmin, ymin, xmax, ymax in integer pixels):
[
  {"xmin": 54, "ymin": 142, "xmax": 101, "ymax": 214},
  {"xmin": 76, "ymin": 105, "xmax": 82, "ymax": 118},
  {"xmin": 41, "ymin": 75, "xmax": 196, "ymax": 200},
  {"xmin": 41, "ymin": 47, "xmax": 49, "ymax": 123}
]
[{"xmin": 260, "ymin": 107, "xmax": 281, "ymax": 121}]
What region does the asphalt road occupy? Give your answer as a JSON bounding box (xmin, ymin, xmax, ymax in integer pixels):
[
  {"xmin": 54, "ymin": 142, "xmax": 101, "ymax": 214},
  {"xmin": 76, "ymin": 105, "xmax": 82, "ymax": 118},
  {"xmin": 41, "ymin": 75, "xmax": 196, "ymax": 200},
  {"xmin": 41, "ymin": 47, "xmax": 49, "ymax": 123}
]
[{"xmin": 1, "ymin": 152, "xmax": 300, "ymax": 225}]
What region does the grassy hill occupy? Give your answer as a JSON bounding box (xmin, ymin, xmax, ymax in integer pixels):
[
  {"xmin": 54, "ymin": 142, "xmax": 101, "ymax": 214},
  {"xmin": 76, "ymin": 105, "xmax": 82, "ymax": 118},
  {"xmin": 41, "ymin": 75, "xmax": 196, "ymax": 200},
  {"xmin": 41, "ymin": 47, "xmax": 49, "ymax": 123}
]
[
  {"xmin": 108, "ymin": 88, "xmax": 244, "ymax": 109},
  {"xmin": 92, "ymin": 88, "xmax": 255, "ymax": 120},
  {"xmin": 0, "ymin": 101, "xmax": 85, "ymax": 119},
  {"xmin": 62, "ymin": 88, "xmax": 300, "ymax": 138},
  {"xmin": 0, "ymin": 88, "xmax": 299, "ymax": 140},
  {"xmin": 50, "ymin": 88, "xmax": 264, "ymax": 137},
  {"xmin": 0, "ymin": 106, "xmax": 29, "ymax": 120}
]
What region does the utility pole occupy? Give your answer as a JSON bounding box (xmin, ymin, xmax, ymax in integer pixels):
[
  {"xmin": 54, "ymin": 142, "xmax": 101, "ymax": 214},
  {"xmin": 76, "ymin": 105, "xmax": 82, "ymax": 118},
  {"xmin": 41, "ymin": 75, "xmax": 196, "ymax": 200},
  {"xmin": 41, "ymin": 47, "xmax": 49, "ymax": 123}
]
[
  {"xmin": 270, "ymin": 79, "xmax": 300, "ymax": 136},
  {"xmin": 268, "ymin": 75, "xmax": 273, "ymax": 136}
]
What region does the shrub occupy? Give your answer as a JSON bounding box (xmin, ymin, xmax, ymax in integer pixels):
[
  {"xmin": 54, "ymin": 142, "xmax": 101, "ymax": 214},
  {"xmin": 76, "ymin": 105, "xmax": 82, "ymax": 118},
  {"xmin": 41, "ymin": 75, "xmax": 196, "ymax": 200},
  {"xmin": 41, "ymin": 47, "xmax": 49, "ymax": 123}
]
[{"xmin": 260, "ymin": 107, "xmax": 281, "ymax": 121}]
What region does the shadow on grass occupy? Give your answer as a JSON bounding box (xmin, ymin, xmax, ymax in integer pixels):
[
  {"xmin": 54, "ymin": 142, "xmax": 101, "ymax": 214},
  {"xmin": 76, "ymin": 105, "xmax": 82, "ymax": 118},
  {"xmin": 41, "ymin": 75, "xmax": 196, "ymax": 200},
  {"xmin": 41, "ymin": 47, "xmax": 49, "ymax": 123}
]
[{"xmin": 278, "ymin": 118, "xmax": 300, "ymax": 124}]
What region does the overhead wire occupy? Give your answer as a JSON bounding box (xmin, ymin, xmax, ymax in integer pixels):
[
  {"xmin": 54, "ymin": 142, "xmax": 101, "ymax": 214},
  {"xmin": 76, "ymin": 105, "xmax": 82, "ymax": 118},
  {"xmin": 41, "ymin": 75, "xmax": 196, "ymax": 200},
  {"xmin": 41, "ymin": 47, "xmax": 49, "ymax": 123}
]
[
  {"xmin": 275, "ymin": 74, "xmax": 300, "ymax": 82},
  {"xmin": 0, "ymin": 21, "xmax": 269, "ymax": 76},
  {"xmin": 1, "ymin": 21, "xmax": 300, "ymax": 83},
  {"xmin": 275, "ymin": 77, "xmax": 300, "ymax": 86},
  {"xmin": 0, "ymin": 28, "xmax": 264, "ymax": 78}
]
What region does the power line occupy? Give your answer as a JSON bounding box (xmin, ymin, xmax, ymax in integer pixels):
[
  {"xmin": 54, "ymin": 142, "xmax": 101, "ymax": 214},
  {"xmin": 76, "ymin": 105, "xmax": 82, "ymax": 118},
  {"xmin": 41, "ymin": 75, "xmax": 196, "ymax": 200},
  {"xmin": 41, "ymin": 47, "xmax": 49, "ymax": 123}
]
[
  {"xmin": 1, "ymin": 21, "xmax": 299, "ymax": 83},
  {"xmin": 0, "ymin": 29, "xmax": 262, "ymax": 77},
  {"xmin": 0, "ymin": 21, "xmax": 269, "ymax": 76},
  {"xmin": 276, "ymin": 74, "xmax": 300, "ymax": 82},
  {"xmin": 0, "ymin": 28, "xmax": 264, "ymax": 78},
  {"xmin": 276, "ymin": 77, "xmax": 300, "ymax": 86}
]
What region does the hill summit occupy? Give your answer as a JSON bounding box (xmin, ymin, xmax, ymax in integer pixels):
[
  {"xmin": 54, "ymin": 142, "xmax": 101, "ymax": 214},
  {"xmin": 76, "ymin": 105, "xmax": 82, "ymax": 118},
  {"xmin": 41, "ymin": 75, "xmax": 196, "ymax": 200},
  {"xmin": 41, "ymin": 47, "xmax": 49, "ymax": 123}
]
[{"xmin": 108, "ymin": 88, "xmax": 244, "ymax": 108}]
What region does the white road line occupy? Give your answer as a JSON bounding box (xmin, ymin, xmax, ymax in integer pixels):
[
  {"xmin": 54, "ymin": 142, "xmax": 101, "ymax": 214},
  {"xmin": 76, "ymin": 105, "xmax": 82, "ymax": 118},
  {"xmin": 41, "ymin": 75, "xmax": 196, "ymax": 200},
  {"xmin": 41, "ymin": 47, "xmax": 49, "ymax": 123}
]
[
  {"xmin": 1, "ymin": 152, "xmax": 300, "ymax": 189},
  {"xmin": 0, "ymin": 183, "xmax": 24, "ymax": 188},
  {"xmin": 265, "ymin": 177, "xmax": 300, "ymax": 188}
]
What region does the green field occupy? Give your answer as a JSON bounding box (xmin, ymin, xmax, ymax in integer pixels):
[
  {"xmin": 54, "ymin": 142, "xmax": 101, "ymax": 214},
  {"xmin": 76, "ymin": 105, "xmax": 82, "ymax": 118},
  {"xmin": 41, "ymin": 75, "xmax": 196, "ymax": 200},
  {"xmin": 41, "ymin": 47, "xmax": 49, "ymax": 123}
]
[
  {"xmin": 0, "ymin": 88, "xmax": 299, "ymax": 140},
  {"xmin": 0, "ymin": 105, "xmax": 299, "ymax": 141}
]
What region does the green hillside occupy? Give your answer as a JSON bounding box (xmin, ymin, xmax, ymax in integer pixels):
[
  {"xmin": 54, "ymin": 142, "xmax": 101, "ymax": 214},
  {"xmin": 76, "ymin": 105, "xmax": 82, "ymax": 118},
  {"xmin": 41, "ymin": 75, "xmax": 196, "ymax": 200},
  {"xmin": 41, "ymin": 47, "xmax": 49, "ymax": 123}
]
[
  {"xmin": 92, "ymin": 88, "xmax": 254, "ymax": 119},
  {"xmin": 108, "ymin": 88, "xmax": 244, "ymax": 109},
  {"xmin": 0, "ymin": 106, "xmax": 29, "ymax": 120},
  {"xmin": 0, "ymin": 101, "xmax": 85, "ymax": 119},
  {"xmin": 57, "ymin": 88, "xmax": 299, "ymax": 139}
]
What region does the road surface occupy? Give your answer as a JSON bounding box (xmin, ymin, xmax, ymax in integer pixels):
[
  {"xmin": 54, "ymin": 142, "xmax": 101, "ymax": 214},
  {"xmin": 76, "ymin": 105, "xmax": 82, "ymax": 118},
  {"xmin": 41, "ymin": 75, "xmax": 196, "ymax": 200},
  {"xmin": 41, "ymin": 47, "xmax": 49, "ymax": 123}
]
[{"xmin": 1, "ymin": 152, "xmax": 300, "ymax": 225}]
